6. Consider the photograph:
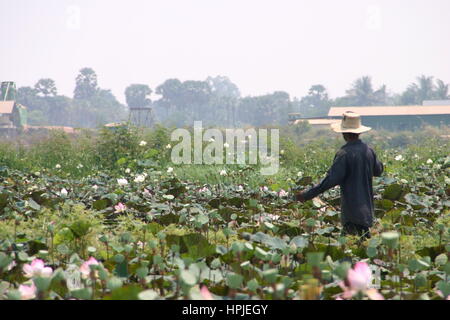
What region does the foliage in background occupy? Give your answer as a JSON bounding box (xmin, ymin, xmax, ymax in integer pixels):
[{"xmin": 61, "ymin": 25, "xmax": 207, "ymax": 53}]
[{"xmin": 15, "ymin": 69, "xmax": 449, "ymax": 128}]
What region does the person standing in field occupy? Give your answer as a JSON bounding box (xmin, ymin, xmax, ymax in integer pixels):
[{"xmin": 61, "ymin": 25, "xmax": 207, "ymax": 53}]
[{"xmin": 295, "ymin": 111, "xmax": 384, "ymax": 238}]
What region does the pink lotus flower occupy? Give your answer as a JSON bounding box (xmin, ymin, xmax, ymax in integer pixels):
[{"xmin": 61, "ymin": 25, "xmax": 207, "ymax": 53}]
[
  {"xmin": 200, "ymin": 285, "xmax": 213, "ymax": 300},
  {"xmin": 18, "ymin": 283, "xmax": 37, "ymax": 300},
  {"xmin": 199, "ymin": 187, "xmax": 209, "ymax": 193},
  {"xmin": 347, "ymin": 262, "xmax": 372, "ymax": 291},
  {"xmin": 23, "ymin": 259, "xmax": 53, "ymax": 278},
  {"xmin": 338, "ymin": 261, "xmax": 384, "ymax": 300},
  {"xmin": 114, "ymin": 202, "xmax": 127, "ymax": 213},
  {"xmin": 80, "ymin": 257, "xmax": 99, "ymax": 278}
]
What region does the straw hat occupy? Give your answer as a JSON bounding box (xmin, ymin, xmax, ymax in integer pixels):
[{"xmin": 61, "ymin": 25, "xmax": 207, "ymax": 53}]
[{"xmin": 330, "ymin": 111, "xmax": 371, "ymax": 133}]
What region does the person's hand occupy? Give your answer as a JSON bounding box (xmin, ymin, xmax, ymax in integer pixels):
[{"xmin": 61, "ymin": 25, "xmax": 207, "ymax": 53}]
[{"xmin": 295, "ymin": 191, "xmax": 306, "ymax": 203}]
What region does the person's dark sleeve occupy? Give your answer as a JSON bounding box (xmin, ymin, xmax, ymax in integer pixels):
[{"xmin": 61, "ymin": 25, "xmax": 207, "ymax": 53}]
[
  {"xmin": 372, "ymin": 149, "xmax": 384, "ymax": 177},
  {"xmin": 302, "ymin": 151, "xmax": 347, "ymax": 201}
]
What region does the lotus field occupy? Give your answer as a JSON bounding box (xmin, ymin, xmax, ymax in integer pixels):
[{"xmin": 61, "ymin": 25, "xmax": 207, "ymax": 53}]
[{"xmin": 0, "ymin": 127, "xmax": 449, "ymax": 300}]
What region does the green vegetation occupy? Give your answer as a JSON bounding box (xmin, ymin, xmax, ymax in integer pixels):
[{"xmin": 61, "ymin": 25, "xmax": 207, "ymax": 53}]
[
  {"xmin": 0, "ymin": 126, "xmax": 449, "ymax": 300},
  {"xmin": 16, "ymin": 69, "xmax": 449, "ymax": 128}
]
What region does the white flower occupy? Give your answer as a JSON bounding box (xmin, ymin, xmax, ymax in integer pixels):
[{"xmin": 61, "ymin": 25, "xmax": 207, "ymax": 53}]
[
  {"xmin": 92, "ymin": 185, "xmax": 98, "ymax": 191},
  {"xmin": 414, "ymin": 154, "xmax": 419, "ymax": 159},
  {"xmin": 426, "ymin": 159, "xmax": 433, "ymax": 164},
  {"xmin": 268, "ymin": 214, "xmax": 280, "ymax": 221},
  {"xmin": 60, "ymin": 188, "xmax": 68, "ymax": 197},
  {"xmin": 280, "ymin": 149, "xmax": 285, "ymax": 155},
  {"xmin": 297, "ymin": 171, "xmax": 303, "ymax": 177},
  {"xmin": 139, "ymin": 140, "xmax": 147, "ymax": 146},
  {"xmin": 219, "ymin": 170, "xmax": 227, "ymax": 176},
  {"xmin": 125, "ymin": 168, "xmax": 131, "ymax": 174},
  {"xmin": 260, "ymin": 186, "xmax": 269, "ymax": 192},
  {"xmin": 55, "ymin": 164, "xmax": 61, "ymax": 169},
  {"xmin": 394, "ymin": 155, "xmax": 403, "ymax": 161},
  {"xmin": 136, "ymin": 241, "xmax": 145, "ymax": 249},
  {"xmin": 7, "ymin": 260, "xmax": 16, "ymax": 271},
  {"xmin": 236, "ymin": 185, "xmax": 244, "ymax": 192},
  {"xmin": 165, "ymin": 144, "xmax": 172, "ymax": 149},
  {"xmin": 76, "ymin": 164, "xmax": 84, "ymax": 169},
  {"xmin": 167, "ymin": 167, "xmax": 174, "ymax": 173},
  {"xmin": 224, "ymin": 142, "xmax": 230, "ymax": 148},
  {"xmin": 117, "ymin": 178, "xmax": 128, "ymax": 186},
  {"xmin": 134, "ymin": 174, "xmax": 146, "ymax": 183}
]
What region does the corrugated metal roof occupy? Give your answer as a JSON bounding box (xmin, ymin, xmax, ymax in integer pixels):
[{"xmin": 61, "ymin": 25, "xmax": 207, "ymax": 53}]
[
  {"xmin": 294, "ymin": 119, "xmax": 341, "ymax": 125},
  {"xmin": 0, "ymin": 101, "xmax": 14, "ymax": 114},
  {"xmin": 328, "ymin": 106, "xmax": 450, "ymax": 117},
  {"xmin": 423, "ymin": 100, "xmax": 450, "ymax": 106}
]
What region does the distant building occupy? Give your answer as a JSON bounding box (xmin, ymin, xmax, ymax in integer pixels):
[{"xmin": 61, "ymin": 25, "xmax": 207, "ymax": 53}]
[
  {"xmin": 327, "ymin": 105, "xmax": 450, "ymax": 130},
  {"xmin": 0, "ymin": 100, "xmax": 27, "ymax": 130},
  {"xmin": 0, "ymin": 81, "xmax": 27, "ymax": 132},
  {"xmin": 422, "ymin": 100, "xmax": 450, "ymax": 106},
  {"xmin": 291, "ymin": 105, "xmax": 450, "ymax": 130},
  {"xmin": 288, "ymin": 113, "xmax": 302, "ymax": 123}
]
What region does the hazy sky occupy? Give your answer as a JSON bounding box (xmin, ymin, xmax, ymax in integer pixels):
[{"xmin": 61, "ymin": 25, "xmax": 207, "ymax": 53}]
[{"xmin": 1, "ymin": 0, "xmax": 450, "ymax": 103}]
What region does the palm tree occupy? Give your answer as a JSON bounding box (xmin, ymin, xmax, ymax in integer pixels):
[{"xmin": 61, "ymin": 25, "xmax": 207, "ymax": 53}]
[
  {"xmin": 400, "ymin": 83, "xmax": 420, "ymax": 105},
  {"xmin": 416, "ymin": 75, "xmax": 434, "ymax": 103},
  {"xmin": 346, "ymin": 76, "xmax": 374, "ymax": 105},
  {"xmin": 434, "ymin": 79, "xmax": 449, "ymax": 99},
  {"xmin": 373, "ymin": 84, "xmax": 387, "ymax": 105}
]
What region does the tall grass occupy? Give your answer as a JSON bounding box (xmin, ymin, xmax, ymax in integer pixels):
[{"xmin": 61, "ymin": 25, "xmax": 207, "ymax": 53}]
[{"xmin": 0, "ymin": 125, "xmax": 448, "ymax": 183}]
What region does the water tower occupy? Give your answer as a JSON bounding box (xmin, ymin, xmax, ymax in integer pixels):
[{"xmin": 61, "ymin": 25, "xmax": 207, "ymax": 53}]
[{"xmin": 128, "ymin": 106, "xmax": 154, "ymax": 128}]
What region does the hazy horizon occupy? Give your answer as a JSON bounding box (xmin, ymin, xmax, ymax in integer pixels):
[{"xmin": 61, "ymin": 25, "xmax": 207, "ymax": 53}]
[{"xmin": 1, "ymin": 0, "xmax": 450, "ymax": 104}]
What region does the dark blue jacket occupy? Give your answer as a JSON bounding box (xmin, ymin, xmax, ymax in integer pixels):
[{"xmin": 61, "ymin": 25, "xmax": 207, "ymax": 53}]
[{"xmin": 303, "ymin": 139, "xmax": 383, "ymax": 227}]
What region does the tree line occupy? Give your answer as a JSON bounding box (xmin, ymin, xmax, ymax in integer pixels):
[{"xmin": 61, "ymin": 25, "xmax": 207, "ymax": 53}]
[{"xmin": 16, "ymin": 68, "xmax": 449, "ymax": 128}]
